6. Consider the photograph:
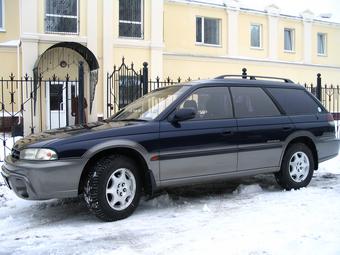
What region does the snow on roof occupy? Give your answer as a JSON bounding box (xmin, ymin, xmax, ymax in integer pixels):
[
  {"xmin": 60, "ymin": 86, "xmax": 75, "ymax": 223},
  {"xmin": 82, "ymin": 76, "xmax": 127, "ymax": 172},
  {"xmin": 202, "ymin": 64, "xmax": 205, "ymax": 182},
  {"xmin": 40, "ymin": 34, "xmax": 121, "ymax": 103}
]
[{"xmin": 172, "ymin": 0, "xmax": 340, "ymax": 24}]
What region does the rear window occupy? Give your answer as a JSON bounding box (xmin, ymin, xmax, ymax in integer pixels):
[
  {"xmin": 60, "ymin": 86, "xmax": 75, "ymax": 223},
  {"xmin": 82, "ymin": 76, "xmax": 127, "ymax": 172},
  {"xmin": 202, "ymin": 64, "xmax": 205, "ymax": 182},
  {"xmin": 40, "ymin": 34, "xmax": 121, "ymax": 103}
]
[
  {"xmin": 230, "ymin": 87, "xmax": 281, "ymax": 118},
  {"xmin": 268, "ymin": 88, "xmax": 324, "ymax": 115}
]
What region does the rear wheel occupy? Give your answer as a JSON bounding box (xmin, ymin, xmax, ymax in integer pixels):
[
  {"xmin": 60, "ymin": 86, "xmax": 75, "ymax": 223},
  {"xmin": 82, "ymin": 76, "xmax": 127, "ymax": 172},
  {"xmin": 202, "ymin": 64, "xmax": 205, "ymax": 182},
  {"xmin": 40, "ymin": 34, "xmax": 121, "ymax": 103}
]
[
  {"xmin": 275, "ymin": 143, "xmax": 314, "ymax": 190},
  {"xmin": 83, "ymin": 155, "xmax": 141, "ymax": 221}
]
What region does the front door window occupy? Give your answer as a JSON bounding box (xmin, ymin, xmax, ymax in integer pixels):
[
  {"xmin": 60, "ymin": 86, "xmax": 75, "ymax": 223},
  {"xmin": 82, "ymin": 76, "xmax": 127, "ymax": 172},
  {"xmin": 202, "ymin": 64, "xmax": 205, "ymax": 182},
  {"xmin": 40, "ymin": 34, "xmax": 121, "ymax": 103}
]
[{"xmin": 49, "ymin": 83, "xmax": 64, "ymax": 111}]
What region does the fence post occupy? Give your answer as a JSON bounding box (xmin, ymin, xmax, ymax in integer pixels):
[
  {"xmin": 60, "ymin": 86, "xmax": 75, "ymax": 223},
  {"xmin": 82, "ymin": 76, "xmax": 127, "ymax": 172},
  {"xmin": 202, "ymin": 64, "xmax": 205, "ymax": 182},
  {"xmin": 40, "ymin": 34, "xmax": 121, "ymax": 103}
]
[
  {"xmin": 316, "ymin": 73, "xmax": 322, "ymax": 101},
  {"xmin": 142, "ymin": 62, "xmax": 149, "ymax": 95},
  {"xmin": 78, "ymin": 61, "xmax": 85, "ymax": 125},
  {"xmin": 65, "ymin": 74, "xmax": 70, "ymax": 126},
  {"xmin": 242, "ymin": 68, "xmax": 247, "ymax": 79}
]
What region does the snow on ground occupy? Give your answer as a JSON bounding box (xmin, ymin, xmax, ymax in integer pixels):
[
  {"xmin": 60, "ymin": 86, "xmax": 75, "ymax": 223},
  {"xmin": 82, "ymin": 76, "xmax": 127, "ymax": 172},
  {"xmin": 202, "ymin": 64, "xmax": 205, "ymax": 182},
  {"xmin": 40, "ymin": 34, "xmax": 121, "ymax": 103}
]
[{"xmin": 0, "ymin": 155, "xmax": 340, "ymax": 255}]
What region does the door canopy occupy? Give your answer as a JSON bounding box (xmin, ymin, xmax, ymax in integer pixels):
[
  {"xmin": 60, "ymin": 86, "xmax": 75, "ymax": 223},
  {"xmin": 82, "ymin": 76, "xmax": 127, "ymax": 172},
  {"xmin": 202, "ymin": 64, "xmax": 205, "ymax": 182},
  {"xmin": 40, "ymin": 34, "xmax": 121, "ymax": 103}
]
[
  {"xmin": 33, "ymin": 42, "xmax": 99, "ymax": 114},
  {"xmin": 47, "ymin": 42, "xmax": 99, "ymax": 71}
]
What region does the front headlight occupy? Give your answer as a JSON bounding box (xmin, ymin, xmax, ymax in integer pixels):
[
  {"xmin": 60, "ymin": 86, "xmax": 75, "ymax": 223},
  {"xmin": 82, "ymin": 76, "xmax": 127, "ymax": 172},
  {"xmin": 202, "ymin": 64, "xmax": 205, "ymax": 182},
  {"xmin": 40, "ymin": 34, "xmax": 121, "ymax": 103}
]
[{"xmin": 20, "ymin": 148, "xmax": 58, "ymax": 161}]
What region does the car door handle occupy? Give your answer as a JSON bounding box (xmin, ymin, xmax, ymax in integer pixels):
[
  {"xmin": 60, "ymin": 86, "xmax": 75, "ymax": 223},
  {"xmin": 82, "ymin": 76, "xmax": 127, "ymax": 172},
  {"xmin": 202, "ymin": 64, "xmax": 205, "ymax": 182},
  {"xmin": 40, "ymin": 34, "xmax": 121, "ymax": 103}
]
[
  {"xmin": 282, "ymin": 127, "xmax": 292, "ymax": 131},
  {"xmin": 221, "ymin": 130, "xmax": 233, "ymax": 136}
]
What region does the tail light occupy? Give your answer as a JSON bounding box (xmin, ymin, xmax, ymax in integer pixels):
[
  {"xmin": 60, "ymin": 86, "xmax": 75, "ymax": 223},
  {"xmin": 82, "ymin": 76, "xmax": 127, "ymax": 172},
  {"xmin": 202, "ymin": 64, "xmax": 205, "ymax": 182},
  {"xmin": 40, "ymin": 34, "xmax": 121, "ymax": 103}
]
[
  {"xmin": 326, "ymin": 113, "xmax": 334, "ymax": 122},
  {"xmin": 326, "ymin": 113, "xmax": 336, "ymax": 132}
]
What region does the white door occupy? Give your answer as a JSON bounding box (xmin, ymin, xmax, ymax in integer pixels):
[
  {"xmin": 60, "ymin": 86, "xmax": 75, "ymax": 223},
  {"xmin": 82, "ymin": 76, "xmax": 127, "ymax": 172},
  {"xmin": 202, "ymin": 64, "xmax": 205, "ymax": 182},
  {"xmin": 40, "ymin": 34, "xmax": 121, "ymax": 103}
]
[{"xmin": 46, "ymin": 81, "xmax": 79, "ymax": 129}]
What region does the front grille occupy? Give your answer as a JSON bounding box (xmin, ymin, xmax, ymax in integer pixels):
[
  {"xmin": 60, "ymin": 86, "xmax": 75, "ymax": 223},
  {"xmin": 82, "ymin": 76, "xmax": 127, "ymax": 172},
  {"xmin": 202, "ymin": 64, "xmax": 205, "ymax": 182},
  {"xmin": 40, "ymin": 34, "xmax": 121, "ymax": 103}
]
[{"xmin": 11, "ymin": 148, "xmax": 20, "ymax": 160}]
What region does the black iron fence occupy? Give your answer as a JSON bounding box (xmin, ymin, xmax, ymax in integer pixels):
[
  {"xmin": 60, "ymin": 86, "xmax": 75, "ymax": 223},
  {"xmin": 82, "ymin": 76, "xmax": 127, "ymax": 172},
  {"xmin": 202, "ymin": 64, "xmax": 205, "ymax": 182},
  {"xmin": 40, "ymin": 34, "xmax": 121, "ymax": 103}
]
[
  {"xmin": 106, "ymin": 58, "xmax": 145, "ymax": 117},
  {"xmin": 304, "ymin": 83, "xmax": 340, "ymax": 116},
  {"xmin": 106, "ymin": 59, "xmax": 195, "ymax": 117},
  {"xmin": 0, "ymin": 74, "xmax": 79, "ymax": 161}
]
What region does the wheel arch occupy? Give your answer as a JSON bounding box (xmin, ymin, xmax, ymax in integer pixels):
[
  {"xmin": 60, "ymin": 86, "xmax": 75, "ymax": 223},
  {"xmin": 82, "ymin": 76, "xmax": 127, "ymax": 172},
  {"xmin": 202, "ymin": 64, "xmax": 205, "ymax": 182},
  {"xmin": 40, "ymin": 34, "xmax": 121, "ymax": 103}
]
[
  {"xmin": 78, "ymin": 145, "xmax": 157, "ymax": 196},
  {"xmin": 281, "ymin": 134, "xmax": 318, "ymax": 170}
]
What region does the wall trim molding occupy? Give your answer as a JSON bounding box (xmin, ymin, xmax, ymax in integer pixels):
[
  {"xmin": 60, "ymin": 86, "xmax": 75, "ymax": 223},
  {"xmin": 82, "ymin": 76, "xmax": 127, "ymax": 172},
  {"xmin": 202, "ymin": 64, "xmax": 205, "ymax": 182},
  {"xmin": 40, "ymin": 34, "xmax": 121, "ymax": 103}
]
[
  {"xmin": 163, "ymin": 52, "xmax": 340, "ymax": 70},
  {"xmin": 113, "ymin": 39, "xmax": 164, "ymax": 50},
  {"xmin": 20, "ymin": 33, "xmax": 87, "ymax": 44}
]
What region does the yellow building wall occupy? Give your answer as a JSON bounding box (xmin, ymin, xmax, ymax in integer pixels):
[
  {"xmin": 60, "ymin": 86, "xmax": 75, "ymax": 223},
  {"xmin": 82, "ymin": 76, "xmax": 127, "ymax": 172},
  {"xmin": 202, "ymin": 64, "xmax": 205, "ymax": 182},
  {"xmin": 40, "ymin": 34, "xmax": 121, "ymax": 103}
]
[
  {"xmin": 0, "ymin": 50, "xmax": 19, "ymax": 112},
  {"xmin": 277, "ymin": 18, "xmax": 303, "ymax": 62},
  {"xmin": 0, "ymin": 50, "xmax": 17, "ymax": 77},
  {"xmin": 164, "ymin": 2, "xmax": 227, "ymax": 56},
  {"xmin": 0, "ymin": 0, "xmax": 20, "ymax": 42},
  {"xmin": 312, "ymin": 24, "xmax": 340, "ymax": 66},
  {"xmin": 164, "ymin": 55, "xmax": 340, "ymax": 85},
  {"xmin": 238, "ymin": 13, "xmax": 268, "ymax": 59}
]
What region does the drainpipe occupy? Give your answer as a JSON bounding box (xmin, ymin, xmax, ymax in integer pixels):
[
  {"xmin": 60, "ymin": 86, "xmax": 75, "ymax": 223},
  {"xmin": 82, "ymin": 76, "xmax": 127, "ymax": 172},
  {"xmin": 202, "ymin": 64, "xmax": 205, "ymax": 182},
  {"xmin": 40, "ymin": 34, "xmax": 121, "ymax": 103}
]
[
  {"xmin": 16, "ymin": 40, "xmax": 22, "ymax": 125},
  {"xmin": 16, "ymin": 41, "xmax": 21, "ymax": 78}
]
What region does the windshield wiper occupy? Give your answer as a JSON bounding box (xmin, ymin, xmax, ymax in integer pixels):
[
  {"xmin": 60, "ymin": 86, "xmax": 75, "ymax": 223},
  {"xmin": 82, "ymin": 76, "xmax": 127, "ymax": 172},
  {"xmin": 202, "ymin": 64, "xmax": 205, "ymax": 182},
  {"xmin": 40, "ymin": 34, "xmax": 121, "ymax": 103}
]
[{"xmin": 115, "ymin": 118, "xmax": 149, "ymax": 122}]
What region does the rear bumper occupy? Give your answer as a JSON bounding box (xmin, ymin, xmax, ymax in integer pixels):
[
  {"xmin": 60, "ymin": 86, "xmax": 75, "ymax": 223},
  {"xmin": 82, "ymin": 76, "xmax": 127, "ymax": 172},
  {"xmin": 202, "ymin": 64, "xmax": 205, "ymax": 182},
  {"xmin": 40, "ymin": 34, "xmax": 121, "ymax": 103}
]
[
  {"xmin": 1, "ymin": 156, "xmax": 85, "ymax": 200},
  {"xmin": 316, "ymin": 137, "xmax": 340, "ymax": 163}
]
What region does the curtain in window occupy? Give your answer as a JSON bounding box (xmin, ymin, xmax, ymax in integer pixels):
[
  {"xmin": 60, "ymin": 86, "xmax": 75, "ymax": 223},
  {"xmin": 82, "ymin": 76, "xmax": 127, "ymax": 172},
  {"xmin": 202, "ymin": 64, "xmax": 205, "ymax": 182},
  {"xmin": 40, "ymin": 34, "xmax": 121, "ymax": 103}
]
[
  {"xmin": 45, "ymin": 0, "xmax": 78, "ymax": 33},
  {"xmin": 284, "ymin": 29, "xmax": 293, "ymax": 51},
  {"xmin": 204, "ymin": 18, "xmax": 219, "ymax": 45},
  {"xmin": 119, "ymin": 0, "xmax": 142, "ymax": 38},
  {"xmin": 196, "ymin": 17, "xmax": 202, "ymax": 43},
  {"xmin": 46, "ymin": 0, "xmax": 77, "ymax": 16},
  {"xmin": 251, "ymin": 25, "xmax": 260, "ymax": 47},
  {"xmin": 0, "ymin": 0, "xmax": 3, "ymax": 28},
  {"xmin": 318, "ymin": 34, "xmax": 325, "ymax": 54}
]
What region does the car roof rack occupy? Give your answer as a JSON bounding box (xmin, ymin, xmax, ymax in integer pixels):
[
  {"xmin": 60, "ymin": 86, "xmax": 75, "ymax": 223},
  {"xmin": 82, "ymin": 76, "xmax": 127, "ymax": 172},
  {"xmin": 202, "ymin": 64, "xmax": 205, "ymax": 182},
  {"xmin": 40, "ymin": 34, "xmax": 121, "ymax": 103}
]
[{"xmin": 214, "ymin": 75, "xmax": 293, "ymax": 83}]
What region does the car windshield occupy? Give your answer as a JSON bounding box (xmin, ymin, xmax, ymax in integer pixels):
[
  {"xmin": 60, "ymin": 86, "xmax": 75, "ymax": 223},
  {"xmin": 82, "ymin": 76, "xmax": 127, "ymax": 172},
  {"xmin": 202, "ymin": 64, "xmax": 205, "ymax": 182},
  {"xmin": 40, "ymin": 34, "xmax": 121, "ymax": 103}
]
[{"xmin": 112, "ymin": 85, "xmax": 189, "ymax": 121}]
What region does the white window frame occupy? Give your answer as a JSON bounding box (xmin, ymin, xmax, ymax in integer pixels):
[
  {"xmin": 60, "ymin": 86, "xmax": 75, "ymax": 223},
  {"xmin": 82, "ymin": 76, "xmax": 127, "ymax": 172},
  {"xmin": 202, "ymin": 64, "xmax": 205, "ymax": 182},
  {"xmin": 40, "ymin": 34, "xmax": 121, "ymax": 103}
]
[
  {"xmin": 317, "ymin": 32, "xmax": 327, "ymax": 56},
  {"xmin": 284, "ymin": 28, "xmax": 295, "ymax": 52},
  {"xmin": 195, "ymin": 16, "xmax": 221, "ymax": 47},
  {"xmin": 0, "ymin": 0, "xmax": 5, "ymax": 32},
  {"xmin": 45, "ymin": 0, "xmax": 79, "ymax": 35},
  {"xmin": 119, "ymin": 0, "xmax": 144, "ymax": 39},
  {"xmin": 250, "ymin": 23, "xmax": 262, "ymax": 49}
]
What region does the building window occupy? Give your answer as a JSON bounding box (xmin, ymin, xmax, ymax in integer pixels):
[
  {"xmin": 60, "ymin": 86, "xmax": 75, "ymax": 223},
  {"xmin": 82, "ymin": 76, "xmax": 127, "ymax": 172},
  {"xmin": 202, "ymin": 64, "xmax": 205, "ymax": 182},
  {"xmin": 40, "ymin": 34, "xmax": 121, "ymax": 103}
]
[
  {"xmin": 317, "ymin": 33, "xmax": 327, "ymax": 55},
  {"xmin": 119, "ymin": 0, "xmax": 143, "ymax": 38},
  {"xmin": 196, "ymin": 17, "xmax": 220, "ymax": 45},
  {"xmin": 284, "ymin": 28, "xmax": 295, "ymax": 52},
  {"xmin": 250, "ymin": 24, "xmax": 262, "ymax": 48},
  {"xmin": 45, "ymin": 0, "xmax": 78, "ymax": 34},
  {"xmin": 0, "ymin": 0, "xmax": 4, "ymax": 30}
]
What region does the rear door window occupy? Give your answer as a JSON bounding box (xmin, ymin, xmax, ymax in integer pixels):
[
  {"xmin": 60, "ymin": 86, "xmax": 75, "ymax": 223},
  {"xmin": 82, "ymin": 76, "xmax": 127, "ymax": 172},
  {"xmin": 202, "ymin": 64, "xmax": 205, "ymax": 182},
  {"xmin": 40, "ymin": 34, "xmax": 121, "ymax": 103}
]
[
  {"xmin": 268, "ymin": 88, "xmax": 324, "ymax": 115},
  {"xmin": 230, "ymin": 87, "xmax": 281, "ymax": 118}
]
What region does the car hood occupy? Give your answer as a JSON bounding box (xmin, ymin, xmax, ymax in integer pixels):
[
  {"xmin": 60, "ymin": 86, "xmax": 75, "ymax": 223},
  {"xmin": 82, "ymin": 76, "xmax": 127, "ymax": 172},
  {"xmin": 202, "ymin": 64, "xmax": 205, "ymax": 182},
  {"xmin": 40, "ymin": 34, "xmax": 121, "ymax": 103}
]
[{"xmin": 13, "ymin": 121, "xmax": 150, "ymax": 150}]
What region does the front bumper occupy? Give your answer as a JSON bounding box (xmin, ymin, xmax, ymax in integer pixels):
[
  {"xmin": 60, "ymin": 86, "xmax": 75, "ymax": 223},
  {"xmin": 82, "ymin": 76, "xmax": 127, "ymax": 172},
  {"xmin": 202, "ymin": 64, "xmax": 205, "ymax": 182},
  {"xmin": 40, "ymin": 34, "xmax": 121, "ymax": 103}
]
[{"xmin": 1, "ymin": 156, "xmax": 85, "ymax": 200}]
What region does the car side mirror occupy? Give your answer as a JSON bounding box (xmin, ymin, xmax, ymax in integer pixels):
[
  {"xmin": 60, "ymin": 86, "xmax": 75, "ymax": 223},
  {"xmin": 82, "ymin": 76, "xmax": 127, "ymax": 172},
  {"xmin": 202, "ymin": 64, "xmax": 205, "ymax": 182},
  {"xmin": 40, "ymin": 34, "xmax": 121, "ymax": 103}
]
[{"xmin": 171, "ymin": 108, "xmax": 196, "ymax": 122}]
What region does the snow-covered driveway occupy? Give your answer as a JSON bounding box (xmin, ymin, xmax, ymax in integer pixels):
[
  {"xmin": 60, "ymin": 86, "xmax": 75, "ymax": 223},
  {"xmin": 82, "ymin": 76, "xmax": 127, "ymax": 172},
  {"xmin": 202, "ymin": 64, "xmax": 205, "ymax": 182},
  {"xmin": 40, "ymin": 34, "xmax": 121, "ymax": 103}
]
[{"xmin": 0, "ymin": 156, "xmax": 340, "ymax": 255}]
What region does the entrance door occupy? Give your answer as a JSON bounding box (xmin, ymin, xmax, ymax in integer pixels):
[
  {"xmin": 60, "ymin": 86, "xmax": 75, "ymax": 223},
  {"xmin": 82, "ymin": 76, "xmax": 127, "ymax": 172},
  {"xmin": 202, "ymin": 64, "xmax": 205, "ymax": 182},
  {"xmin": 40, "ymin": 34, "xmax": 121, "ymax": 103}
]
[{"xmin": 46, "ymin": 82, "xmax": 77, "ymax": 129}]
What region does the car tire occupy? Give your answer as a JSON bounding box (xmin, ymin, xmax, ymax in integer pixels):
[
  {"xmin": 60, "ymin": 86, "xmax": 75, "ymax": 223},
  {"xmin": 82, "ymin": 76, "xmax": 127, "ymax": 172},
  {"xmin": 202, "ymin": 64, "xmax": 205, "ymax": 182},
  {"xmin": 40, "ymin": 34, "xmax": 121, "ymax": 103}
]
[
  {"xmin": 83, "ymin": 155, "xmax": 141, "ymax": 221},
  {"xmin": 275, "ymin": 143, "xmax": 314, "ymax": 190}
]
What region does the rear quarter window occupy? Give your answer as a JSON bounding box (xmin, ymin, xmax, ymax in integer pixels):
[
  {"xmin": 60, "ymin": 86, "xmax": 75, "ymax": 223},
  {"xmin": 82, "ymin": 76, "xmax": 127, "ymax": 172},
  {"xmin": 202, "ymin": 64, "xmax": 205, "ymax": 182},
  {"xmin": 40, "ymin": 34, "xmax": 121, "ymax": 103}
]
[
  {"xmin": 230, "ymin": 87, "xmax": 281, "ymax": 118},
  {"xmin": 268, "ymin": 88, "xmax": 324, "ymax": 115}
]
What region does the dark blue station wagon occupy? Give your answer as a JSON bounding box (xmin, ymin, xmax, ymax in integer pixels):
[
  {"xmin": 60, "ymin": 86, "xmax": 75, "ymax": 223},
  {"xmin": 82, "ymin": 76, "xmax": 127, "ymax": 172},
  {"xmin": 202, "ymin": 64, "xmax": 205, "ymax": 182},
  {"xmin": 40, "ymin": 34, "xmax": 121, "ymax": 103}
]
[{"xmin": 2, "ymin": 75, "xmax": 339, "ymax": 221}]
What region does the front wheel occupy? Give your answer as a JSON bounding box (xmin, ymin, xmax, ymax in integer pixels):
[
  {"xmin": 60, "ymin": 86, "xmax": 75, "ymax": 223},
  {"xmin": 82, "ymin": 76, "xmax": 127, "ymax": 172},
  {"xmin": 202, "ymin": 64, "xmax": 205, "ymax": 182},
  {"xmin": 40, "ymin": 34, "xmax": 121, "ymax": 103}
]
[
  {"xmin": 275, "ymin": 143, "xmax": 314, "ymax": 190},
  {"xmin": 83, "ymin": 155, "xmax": 141, "ymax": 221}
]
